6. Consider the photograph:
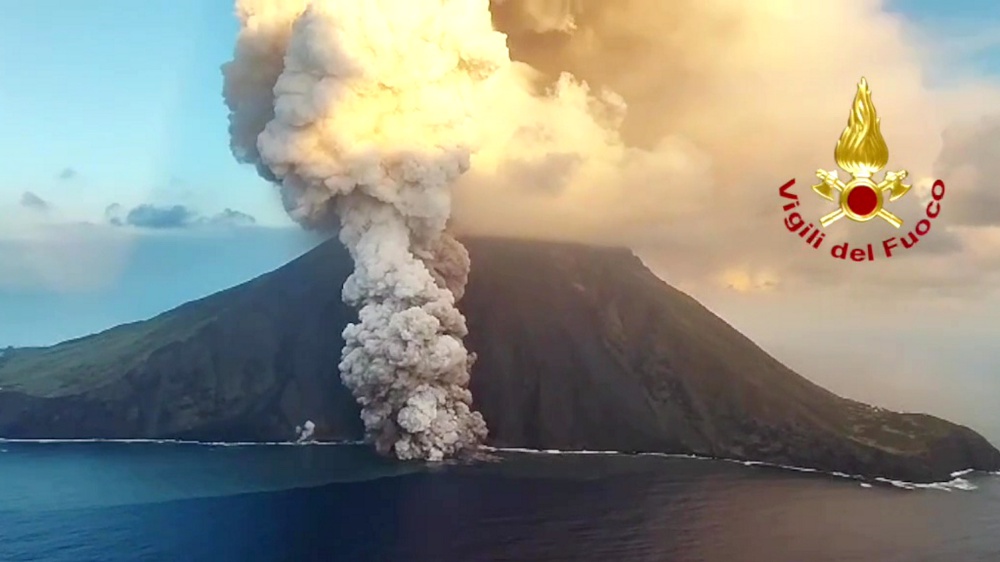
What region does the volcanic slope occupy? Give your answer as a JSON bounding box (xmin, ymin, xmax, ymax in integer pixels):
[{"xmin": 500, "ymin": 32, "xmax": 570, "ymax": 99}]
[{"xmin": 0, "ymin": 237, "xmax": 996, "ymax": 482}]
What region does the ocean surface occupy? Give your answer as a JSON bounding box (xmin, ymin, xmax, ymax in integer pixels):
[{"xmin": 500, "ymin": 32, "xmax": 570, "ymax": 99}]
[{"xmin": 1, "ymin": 442, "xmax": 998, "ymax": 562}]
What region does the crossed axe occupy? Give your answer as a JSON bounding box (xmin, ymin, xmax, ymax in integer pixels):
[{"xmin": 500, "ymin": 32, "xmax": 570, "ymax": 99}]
[{"xmin": 812, "ymin": 169, "xmax": 911, "ymax": 228}]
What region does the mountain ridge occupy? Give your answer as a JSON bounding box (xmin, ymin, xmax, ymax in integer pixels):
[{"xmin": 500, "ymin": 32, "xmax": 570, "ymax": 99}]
[{"xmin": 0, "ymin": 236, "xmax": 997, "ymax": 482}]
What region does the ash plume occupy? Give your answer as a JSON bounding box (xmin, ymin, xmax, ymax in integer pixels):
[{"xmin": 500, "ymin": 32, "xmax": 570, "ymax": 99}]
[{"xmin": 222, "ymin": 0, "xmax": 512, "ymax": 460}]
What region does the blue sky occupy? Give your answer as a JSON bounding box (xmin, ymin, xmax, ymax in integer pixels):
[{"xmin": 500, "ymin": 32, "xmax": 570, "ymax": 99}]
[
  {"xmin": 0, "ymin": 0, "xmax": 315, "ymax": 347},
  {"xmin": 0, "ymin": 0, "xmax": 288, "ymax": 227}
]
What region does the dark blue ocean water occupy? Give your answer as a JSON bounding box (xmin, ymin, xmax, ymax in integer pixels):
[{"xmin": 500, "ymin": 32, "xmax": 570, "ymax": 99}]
[{"xmin": 1, "ymin": 442, "xmax": 998, "ymax": 562}]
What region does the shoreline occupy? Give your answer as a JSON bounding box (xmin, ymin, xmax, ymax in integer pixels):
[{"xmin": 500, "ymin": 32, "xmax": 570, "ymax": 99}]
[{"xmin": 1, "ymin": 438, "xmax": 993, "ymax": 491}]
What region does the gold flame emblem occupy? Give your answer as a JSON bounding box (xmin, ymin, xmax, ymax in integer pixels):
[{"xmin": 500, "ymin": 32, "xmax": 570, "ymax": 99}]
[{"xmin": 812, "ymin": 78, "xmax": 911, "ymax": 228}]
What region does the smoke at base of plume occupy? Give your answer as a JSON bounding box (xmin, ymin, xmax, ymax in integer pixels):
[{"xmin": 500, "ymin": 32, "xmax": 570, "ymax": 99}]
[
  {"xmin": 296, "ymin": 420, "xmax": 316, "ymax": 443},
  {"xmin": 222, "ymin": 0, "xmax": 510, "ymax": 460}
]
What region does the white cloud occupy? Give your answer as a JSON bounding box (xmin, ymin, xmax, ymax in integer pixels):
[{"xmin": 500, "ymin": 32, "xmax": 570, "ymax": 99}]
[{"xmin": 442, "ymin": 0, "xmax": 1000, "ymax": 299}]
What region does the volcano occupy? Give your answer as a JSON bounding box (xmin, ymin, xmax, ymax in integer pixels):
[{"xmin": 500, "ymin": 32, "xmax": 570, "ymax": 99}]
[{"xmin": 0, "ymin": 237, "xmax": 996, "ymax": 483}]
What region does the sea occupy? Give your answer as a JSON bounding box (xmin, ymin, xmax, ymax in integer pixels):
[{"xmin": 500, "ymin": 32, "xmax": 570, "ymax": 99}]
[{"xmin": 1, "ymin": 442, "xmax": 998, "ymax": 562}]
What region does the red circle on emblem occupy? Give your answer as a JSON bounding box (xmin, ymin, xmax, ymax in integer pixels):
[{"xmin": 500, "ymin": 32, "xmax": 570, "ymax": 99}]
[{"xmin": 846, "ymin": 185, "xmax": 878, "ymax": 216}]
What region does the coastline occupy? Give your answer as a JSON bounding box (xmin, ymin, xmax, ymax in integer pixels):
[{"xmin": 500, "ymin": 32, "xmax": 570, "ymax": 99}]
[{"xmin": 1, "ymin": 438, "xmax": 991, "ymax": 491}]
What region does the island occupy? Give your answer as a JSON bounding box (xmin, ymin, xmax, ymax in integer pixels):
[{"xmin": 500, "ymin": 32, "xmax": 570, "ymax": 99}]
[{"xmin": 0, "ymin": 237, "xmax": 996, "ymax": 483}]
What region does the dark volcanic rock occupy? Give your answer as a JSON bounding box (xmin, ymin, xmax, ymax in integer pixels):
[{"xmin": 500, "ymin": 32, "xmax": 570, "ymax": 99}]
[{"xmin": 0, "ymin": 237, "xmax": 997, "ymax": 482}]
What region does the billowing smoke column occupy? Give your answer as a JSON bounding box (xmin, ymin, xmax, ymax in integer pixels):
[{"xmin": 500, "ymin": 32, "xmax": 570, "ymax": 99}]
[{"xmin": 222, "ymin": 0, "xmax": 510, "ymax": 461}]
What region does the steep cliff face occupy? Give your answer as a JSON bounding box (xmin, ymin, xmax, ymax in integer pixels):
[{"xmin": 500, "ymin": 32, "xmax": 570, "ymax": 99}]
[{"xmin": 0, "ymin": 237, "xmax": 997, "ymax": 482}]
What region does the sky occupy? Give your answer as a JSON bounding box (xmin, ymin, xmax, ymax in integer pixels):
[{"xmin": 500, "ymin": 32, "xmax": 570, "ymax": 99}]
[
  {"xmin": 0, "ymin": 1, "xmax": 291, "ymax": 226},
  {"xmin": 2, "ymin": 0, "xmax": 1000, "ymax": 441}
]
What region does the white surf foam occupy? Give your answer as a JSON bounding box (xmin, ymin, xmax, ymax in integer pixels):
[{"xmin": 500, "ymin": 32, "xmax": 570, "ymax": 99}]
[{"xmin": 483, "ymin": 446, "xmax": 986, "ymax": 491}]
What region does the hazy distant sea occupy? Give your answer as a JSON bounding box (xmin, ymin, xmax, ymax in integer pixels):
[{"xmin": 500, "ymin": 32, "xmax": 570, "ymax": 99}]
[{"xmin": 1, "ymin": 443, "xmax": 998, "ymax": 562}]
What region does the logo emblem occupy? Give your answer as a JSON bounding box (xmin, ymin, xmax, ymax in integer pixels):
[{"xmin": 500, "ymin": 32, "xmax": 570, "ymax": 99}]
[{"xmin": 811, "ymin": 77, "xmax": 911, "ymax": 228}]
